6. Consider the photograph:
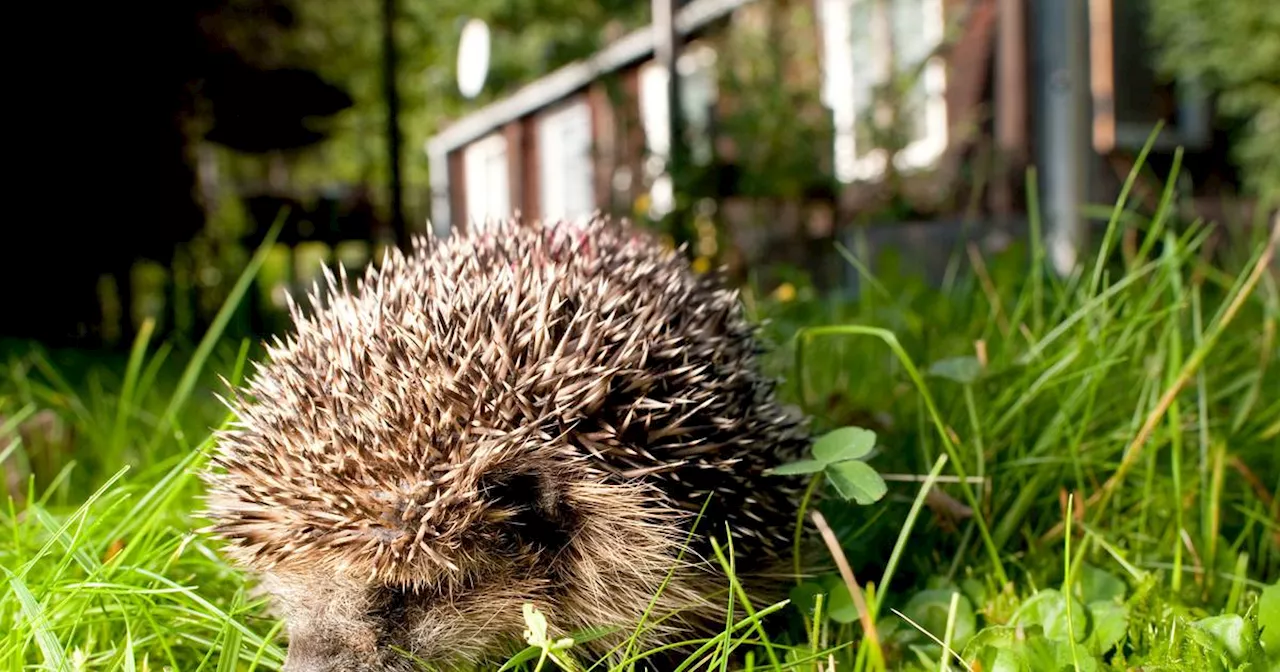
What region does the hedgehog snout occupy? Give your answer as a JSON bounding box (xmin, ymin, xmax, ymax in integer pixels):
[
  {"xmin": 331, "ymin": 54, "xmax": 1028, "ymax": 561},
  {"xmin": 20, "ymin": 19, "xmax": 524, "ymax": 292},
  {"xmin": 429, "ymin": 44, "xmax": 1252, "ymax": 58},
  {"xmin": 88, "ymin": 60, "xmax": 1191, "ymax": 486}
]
[
  {"xmin": 202, "ymin": 215, "xmax": 812, "ymax": 664},
  {"xmin": 280, "ymin": 631, "xmax": 377, "ymax": 672},
  {"xmin": 280, "ymin": 611, "xmax": 423, "ymax": 672}
]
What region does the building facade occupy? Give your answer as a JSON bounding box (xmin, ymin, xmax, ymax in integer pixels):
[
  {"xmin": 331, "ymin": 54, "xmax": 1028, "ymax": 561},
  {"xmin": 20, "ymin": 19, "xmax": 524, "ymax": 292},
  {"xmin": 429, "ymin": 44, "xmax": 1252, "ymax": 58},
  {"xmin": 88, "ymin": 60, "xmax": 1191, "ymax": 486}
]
[{"xmin": 425, "ymin": 0, "xmax": 1234, "ymax": 283}]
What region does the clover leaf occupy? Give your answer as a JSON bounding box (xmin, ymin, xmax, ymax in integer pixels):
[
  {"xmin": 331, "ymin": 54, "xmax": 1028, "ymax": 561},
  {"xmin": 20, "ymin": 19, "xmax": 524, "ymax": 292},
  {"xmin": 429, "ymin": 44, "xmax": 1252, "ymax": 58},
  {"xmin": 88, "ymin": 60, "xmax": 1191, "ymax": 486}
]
[
  {"xmin": 812, "ymin": 426, "xmax": 877, "ymax": 463},
  {"xmin": 826, "ymin": 460, "xmax": 889, "ymax": 505},
  {"xmin": 766, "ymin": 426, "xmax": 888, "ymax": 506}
]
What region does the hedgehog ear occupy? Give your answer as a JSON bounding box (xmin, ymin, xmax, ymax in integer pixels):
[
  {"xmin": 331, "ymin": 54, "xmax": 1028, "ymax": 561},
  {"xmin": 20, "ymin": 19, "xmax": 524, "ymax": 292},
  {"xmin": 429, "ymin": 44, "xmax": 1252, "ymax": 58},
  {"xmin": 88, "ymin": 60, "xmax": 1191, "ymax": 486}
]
[{"xmin": 477, "ymin": 469, "xmax": 573, "ymax": 552}]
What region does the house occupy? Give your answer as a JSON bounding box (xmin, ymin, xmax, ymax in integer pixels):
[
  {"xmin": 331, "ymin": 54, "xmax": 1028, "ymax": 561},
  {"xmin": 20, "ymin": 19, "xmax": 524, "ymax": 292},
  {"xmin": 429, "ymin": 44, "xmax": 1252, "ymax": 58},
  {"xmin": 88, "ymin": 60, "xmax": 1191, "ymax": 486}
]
[{"xmin": 424, "ymin": 0, "xmax": 1233, "ymax": 283}]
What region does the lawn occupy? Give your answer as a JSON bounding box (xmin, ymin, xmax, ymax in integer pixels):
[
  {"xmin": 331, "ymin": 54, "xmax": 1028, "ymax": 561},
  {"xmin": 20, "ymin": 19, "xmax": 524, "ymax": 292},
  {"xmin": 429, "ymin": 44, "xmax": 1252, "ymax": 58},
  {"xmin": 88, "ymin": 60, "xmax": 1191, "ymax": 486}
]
[{"xmin": 2, "ymin": 160, "xmax": 1278, "ymax": 671}]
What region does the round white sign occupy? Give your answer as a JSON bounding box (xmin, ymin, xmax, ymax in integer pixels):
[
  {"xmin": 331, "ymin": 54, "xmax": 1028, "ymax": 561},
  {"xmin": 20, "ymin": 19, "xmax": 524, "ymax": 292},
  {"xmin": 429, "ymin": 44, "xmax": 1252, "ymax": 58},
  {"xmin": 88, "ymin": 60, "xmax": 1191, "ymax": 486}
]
[{"xmin": 456, "ymin": 19, "xmax": 491, "ymax": 99}]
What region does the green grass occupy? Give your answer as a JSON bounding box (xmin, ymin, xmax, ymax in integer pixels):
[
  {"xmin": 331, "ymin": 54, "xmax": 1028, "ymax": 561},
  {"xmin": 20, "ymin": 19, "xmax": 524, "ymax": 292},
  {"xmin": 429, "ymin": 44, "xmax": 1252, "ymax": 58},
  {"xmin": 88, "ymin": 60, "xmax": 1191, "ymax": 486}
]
[{"xmin": 2, "ymin": 162, "xmax": 1278, "ymax": 671}]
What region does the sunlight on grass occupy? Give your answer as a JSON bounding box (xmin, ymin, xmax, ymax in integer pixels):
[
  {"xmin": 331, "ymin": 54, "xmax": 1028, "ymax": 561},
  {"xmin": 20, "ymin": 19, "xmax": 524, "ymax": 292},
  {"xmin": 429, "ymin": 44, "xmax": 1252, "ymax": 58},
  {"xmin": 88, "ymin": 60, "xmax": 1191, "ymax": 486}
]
[{"xmin": 1, "ymin": 161, "xmax": 1277, "ymax": 671}]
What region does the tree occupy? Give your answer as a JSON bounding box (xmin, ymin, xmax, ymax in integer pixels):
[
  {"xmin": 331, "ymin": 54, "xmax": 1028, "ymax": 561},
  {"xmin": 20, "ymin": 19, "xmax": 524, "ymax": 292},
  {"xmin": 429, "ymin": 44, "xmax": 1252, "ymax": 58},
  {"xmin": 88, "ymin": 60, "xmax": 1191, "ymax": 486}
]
[
  {"xmin": 1145, "ymin": 0, "xmax": 1280, "ymax": 196},
  {"xmin": 7, "ymin": 0, "xmax": 654, "ymax": 345},
  {"xmin": 242, "ymin": 0, "xmax": 652, "ymax": 224},
  {"xmin": 7, "ymin": 0, "xmax": 351, "ymax": 346}
]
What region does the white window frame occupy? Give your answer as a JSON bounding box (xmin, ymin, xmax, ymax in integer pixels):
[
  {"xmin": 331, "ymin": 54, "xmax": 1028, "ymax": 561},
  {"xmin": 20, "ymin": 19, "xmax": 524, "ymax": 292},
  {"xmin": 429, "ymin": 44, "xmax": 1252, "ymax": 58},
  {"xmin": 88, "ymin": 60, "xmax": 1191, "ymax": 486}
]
[
  {"xmin": 639, "ymin": 62, "xmax": 672, "ymax": 160},
  {"xmin": 820, "ymin": 0, "xmax": 948, "ymax": 183},
  {"xmin": 638, "ymin": 44, "xmax": 719, "ymax": 165},
  {"xmin": 463, "ymin": 132, "xmax": 510, "ymax": 232},
  {"xmin": 537, "ymin": 99, "xmax": 595, "ymax": 222},
  {"xmin": 638, "ymin": 43, "xmax": 719, "ymax": 218}
]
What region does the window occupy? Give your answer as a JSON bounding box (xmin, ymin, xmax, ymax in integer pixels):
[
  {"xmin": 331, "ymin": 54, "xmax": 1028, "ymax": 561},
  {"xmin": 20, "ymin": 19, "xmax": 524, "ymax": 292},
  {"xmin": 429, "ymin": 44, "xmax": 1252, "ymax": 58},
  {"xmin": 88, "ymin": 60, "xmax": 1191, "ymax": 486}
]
[
  {"xmin": 638, "ymin": 44, "xmax": 719, "ymax": 217},
  {"xmin": 537, "ymin": 100, "xmax": 595, "ymax": 222},
  {"xmin": 463, "ymin": 132, "xmax": 510, "ymax": 232},
  {"xmin": 1087, "ymin": 0, "xmax": 1209, "ymax": 152},
  {"xmin": 639, "ymin": 44, "xmax": 719, "ymax": 164},
  {"xmin": 639, "ymin": 64, "xmax": 670, "ymax": 159},
  {"xmin": 820, "ymin": 0, "xmax": 948, "ymax": 182}
]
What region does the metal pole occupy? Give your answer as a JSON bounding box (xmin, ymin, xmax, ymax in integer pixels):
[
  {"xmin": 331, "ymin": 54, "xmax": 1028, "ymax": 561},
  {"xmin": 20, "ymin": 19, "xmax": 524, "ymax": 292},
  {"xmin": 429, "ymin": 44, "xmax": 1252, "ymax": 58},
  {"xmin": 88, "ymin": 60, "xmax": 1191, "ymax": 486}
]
[
  {"xmin": 653, "ymin": 0, "xmax": 687, "ymax": 236},
  {"xmin": 1033, "ymin": 0, "xmax": 1090, "ymax": 276},
  {"xmin": 383, "ymin": 0, "xmax": 407, "ymax": 248}
]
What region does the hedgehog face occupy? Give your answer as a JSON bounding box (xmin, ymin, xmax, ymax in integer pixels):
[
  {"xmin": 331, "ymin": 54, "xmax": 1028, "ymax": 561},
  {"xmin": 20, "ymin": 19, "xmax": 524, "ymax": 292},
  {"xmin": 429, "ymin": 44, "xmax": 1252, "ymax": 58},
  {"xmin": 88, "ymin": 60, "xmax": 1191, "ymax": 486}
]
[
  {"xmin": 253, "ymin": 472, "xmax": 699, "ymax": 671},
  {"xmin": 202, "ymin": 218, "xmax": 806, "ymax": 669}
]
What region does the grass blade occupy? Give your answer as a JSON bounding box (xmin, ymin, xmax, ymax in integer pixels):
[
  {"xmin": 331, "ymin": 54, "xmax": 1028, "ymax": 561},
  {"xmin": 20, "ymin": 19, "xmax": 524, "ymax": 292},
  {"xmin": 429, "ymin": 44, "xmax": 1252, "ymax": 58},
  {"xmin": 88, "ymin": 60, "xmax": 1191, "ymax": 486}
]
[{"xmin": 5, "ymin": 566, "xmax": 66, "ymax": 670}]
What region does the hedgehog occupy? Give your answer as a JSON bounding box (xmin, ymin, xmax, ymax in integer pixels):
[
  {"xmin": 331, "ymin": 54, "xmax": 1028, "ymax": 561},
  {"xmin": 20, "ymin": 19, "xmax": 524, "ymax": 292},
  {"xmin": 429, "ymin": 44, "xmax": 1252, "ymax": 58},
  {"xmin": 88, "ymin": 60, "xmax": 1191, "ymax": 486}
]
[{"xmin": 200, "ymin": 214, "xmax": 812, "ymax": 671}]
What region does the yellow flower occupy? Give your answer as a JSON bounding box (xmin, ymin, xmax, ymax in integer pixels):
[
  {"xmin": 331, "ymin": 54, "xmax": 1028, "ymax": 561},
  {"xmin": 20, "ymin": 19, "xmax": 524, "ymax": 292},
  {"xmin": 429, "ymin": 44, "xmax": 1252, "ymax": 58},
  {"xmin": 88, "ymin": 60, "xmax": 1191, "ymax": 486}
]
[
  {"xmin": 696, "ymin": 235, "xmax": 718, "ymax": 258},
  {"xmin": 633, "ymin": 193, "xmax": 652, "ymax": 215},
  {"xmin": 692, "ymin": 256, "xmax": 712, "ymax": 274},
  {"xmin": 772, "ymin": 282, "xmax": 797, "ymax": 303}
]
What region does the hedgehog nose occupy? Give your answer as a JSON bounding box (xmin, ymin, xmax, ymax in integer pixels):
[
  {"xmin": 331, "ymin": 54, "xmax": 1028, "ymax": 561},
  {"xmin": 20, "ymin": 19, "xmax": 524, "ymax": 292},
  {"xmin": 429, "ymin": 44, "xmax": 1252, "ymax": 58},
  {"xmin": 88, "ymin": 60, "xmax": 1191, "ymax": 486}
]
[
  {"xmin": 282, "ymin": 652, "xmax": 325, "ymax": 672},
  {"xmin": 282, "ymin": 643, "xmax": 345, "ymax": 672},
  {"xmin": 283, "ymin": 655, "xmax": 342, "ymax": 672}
]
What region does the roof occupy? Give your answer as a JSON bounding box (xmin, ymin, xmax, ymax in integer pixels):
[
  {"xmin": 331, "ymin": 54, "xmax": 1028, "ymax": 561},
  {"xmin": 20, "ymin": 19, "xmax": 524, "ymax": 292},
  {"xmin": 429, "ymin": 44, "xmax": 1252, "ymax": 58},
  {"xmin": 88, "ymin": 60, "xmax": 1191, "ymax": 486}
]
[{"xmin": 424, "ymin": 0, "xmax": 753, "ymax": 158}]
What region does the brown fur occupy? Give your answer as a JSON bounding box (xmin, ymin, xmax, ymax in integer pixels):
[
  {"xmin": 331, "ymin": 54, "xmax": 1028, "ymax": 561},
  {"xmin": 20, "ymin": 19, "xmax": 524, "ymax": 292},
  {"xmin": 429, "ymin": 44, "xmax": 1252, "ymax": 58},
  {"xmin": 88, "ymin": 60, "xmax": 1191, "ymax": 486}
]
[{"xmin": 200, "ymin": 215, "xmax": 810, "ymax": 670}]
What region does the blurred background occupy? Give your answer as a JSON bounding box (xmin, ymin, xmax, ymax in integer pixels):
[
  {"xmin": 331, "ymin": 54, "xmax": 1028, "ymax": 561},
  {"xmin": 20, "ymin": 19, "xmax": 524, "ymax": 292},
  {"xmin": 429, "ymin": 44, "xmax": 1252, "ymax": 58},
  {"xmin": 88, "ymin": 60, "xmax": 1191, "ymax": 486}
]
[
  {"xmin": 2, "ymin": 0, "xmax": 1275, "ymax": 350},
  {"xmin": 1, "ymin": 6, "xmax": 1277, "ymax": 665}
]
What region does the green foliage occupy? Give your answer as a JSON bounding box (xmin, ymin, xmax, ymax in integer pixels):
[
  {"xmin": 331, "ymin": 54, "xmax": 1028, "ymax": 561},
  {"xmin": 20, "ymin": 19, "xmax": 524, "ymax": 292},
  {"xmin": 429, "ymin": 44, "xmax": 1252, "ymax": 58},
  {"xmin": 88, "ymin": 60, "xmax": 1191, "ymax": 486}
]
[
  {"xmin": 712, "ymin": 0, "xmax": 836, "ymax": 201},
  {"xmin": 506, "ymin": 604, "xmax": 582, "ymax": 672},
  {"xmin": 1009, "ymin": 589, "xmax": 1088, "ymax": 644},
  {"xmin": 216, "ymin": 0, "xmax": 649, "ymax": 219},
  {"xmin": 767, "ymin": 426, "xmax": 889, "ymax": 506},
  {"xmin": 1145, "ymin": 0, "xmax": 1280, "ymax": 195},
  {"xmin": 962, "ymin": 624, "xmax": 1098, "ymax": 672},
  {"xmin": 749, "ymin": 148, "xmax": 1278, "ymax": 669},
  {"xmin": 1260, "ymin": 581, "xmax": 1280, "ymax": 661},
  {"xmin": 925, "ymin": 567, "xmax": 1275, "ymax": 671},
  {"xmin": 1, "ymin": 154, "xmax": 1277, "ymax": 670},
  {"xmin": 901, "ymin": 587, "xmax": 978, "ymax": 650},
  {"xmin": 925, "ymin": 356, "xmax": 982, "ymax": 385}
]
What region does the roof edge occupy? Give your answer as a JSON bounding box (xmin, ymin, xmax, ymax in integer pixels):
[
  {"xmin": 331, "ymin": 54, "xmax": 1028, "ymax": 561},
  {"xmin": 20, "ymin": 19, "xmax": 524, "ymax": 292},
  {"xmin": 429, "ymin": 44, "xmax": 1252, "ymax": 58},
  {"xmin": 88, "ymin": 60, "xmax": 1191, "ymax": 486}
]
[{"xmin": 425, "ymin": 0, "xmax": 753, "ymax": 157}]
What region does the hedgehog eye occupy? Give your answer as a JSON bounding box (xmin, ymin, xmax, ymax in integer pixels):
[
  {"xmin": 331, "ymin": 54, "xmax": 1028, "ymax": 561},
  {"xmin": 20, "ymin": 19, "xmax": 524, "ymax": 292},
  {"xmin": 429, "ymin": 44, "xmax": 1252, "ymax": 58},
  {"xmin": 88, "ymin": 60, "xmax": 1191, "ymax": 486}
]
[
  {"xmin": 478, "ymin": 470, "xmax": 571, "ymax": 553},
  {"xmin": 369, "ymin": 584, "xmax": 412, "ymax": 635}
]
